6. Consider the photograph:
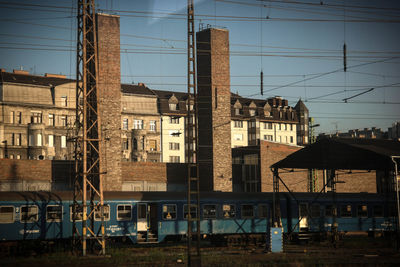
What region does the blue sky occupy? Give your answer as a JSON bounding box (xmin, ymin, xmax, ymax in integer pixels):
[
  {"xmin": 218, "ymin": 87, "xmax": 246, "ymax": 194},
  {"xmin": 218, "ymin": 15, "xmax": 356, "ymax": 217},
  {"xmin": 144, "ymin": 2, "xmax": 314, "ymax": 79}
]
[{"xmin": 0, "ymin": 0, "xmax": 399, "ymax": 134}]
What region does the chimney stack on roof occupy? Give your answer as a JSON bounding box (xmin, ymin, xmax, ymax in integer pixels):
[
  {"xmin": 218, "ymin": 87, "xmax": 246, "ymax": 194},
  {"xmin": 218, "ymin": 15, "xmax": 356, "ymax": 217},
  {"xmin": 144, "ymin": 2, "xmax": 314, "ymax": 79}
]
[
  {"xmin": 45, "ymin": 73, "xmax": 67, "ymax": 79},
  {"xmin": 138, "ymin": 82, "xmax": 146, "ymax": 87},
  {"xmin": 13, "ymin": 69, "xmax": 29, "ymax": 75}
]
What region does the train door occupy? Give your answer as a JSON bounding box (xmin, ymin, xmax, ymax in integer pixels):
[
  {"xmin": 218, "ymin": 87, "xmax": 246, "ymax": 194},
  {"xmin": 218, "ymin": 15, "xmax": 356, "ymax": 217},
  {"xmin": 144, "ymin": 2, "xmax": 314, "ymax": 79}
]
[
  {"xmin": 137, "ymin": 203, "xmax": 158, "ymax": 233},
  {"xmin": 299, "ymin": 203, "xmax": 309, "ymax": 231}
]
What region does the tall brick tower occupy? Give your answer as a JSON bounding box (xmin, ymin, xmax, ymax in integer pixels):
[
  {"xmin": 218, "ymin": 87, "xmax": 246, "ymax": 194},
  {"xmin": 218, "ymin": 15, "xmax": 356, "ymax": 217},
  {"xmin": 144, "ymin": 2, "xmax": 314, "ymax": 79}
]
[
  {"xmin": 197, "ymin": 28, "xmax": 232, "ymax": 192},
  {"xmin": 96, "ymin": 14, "xmax": 122, "ymax": 191}
]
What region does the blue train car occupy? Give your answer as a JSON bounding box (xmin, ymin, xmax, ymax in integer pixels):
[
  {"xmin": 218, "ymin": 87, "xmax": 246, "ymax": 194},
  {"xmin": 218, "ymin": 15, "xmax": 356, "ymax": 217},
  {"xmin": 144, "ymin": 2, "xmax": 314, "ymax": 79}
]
[{"xmin": 0, "ymin": 191, "xmax": 397, "ymax": 245}]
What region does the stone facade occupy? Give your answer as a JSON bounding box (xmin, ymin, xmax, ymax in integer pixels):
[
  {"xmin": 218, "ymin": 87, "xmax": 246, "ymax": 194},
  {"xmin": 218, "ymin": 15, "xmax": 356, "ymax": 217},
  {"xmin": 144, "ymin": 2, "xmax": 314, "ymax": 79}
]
[
  {"xmin": 197, "ymin": 28, "xmax": 232, "ymax": 192},
  {"xmin": 96, "ymin": 14, "xmax": 122, "ymax": 191}
]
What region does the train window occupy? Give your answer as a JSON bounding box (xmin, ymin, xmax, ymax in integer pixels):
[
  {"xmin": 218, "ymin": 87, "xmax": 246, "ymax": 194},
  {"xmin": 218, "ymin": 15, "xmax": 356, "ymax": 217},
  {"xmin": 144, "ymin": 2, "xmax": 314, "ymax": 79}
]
[
  {"xmin": 0, "ymin": 206, "xmax": 15, "ymax": 223},
  {"xmin": 388, "ymin": 205, "xmax": 397, "ymax": 217},
  {"xmin": 258, "ymin": 204, "xmax": 268, "ymax": 218},
  {"xmin": 20, "ymin": 205, "xmax": 38, "ymax": 223},
  {"xmin": 183, "ymin": 204, "xmax": 197, "ymax": 219},
  {"xmin": 203, "ymin": 204, "xmax": 217, "ymax": 219},
  {"xmin": 310, "ymin": 204, "xmax": 320, "ymax": 218},
  {"xmin": 325, "ymin": 205, "xmax": 337, "ymax": 217},
  {"xmin": 162, "ymin": 204, "xmax": 177, "ymax": 220},
  {"xmin": 340, "ymin": 205, "xmax": 352, "ymax": 217},
  {"xmin": 46, "ymin": 205, "xmax": 63, "ymax": 222},
  {"xmin": 222, "ymin": 204, "xmax": 235, "ymax": 218},
  {"xmin": 117, "ymin": 205, "xmax": 132, "ymax": 221},
  {"xmin": 241, "ymin": 204, "xmax": 254, "ymax": 218},
  {"xmin": 373, "ymin": 205, "xmax": 383, "ymax": 217},
  {"xmin": 70, "ymin": 205, "xmax": 83, "ymax": 222},
  {"xmin": 94, "ymin": 205, "xmax": 110, "ymax": 221},
  {"xmin": 357, "ymin": 205, "xmax": 368, "ymax": 218}
]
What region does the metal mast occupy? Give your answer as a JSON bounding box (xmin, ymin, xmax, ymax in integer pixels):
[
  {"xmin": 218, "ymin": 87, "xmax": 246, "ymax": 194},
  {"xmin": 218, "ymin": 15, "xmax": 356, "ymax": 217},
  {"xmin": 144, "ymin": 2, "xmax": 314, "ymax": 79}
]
[
  {"xmin": 73, "ymin": 0, "xmax": 105, "ymax": 256},
  {"xmin": 186, "ymin": 0, "xmax": 201, "ymax": 265}
]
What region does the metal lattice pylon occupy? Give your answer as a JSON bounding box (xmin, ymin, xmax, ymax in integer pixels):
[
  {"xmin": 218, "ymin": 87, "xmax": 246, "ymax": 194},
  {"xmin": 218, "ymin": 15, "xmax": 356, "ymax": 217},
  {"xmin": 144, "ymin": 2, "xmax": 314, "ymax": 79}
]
[
  {"xmin": 186, "ymin": 0, "xmax": 201, "ymax": 265},
  {"xmin": 73, "ymin": 0, "xmax": 105, "ymax": 256}
]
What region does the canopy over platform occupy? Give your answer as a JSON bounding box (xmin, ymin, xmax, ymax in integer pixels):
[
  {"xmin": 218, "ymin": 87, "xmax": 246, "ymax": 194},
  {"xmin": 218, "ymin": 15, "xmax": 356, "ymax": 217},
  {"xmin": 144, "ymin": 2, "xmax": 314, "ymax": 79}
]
[{"xmin": 271, "ymin": 138, "xmax": 400, "ymax": 171}]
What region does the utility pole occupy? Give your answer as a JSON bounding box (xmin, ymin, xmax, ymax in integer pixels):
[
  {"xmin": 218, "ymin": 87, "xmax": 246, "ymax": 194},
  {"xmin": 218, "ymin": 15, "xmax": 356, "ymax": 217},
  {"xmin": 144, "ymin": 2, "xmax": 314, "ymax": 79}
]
[
  {"xmin": 308, "ymin": 117, "xmax": 319, "ymax": 192},
  {"xmin": 73, "ymin": 0, "xmax": 105, "ymax": 256},
  {"xmin": 186, "ymin": 0, "xmax": 201, "ymax": 265}
]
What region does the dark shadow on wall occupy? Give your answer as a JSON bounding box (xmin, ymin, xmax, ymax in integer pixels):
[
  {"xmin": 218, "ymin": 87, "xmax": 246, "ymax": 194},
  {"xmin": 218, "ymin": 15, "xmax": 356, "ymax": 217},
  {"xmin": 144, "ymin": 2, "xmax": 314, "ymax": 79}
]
[
  {"xmin": 51, "ymin": 160, "xmax": 74, "ymax": 191},
  {"xmin": 166, "ymin": 163, "xmax": 187, "ymax": 192}
]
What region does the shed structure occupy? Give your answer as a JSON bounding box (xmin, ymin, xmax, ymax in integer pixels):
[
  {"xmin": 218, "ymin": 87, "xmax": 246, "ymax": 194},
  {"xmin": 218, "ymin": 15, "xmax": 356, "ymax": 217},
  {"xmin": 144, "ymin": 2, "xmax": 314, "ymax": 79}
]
[{"xmin": 270, "ymin": 138, "xmax": 400, "ymax": 231}]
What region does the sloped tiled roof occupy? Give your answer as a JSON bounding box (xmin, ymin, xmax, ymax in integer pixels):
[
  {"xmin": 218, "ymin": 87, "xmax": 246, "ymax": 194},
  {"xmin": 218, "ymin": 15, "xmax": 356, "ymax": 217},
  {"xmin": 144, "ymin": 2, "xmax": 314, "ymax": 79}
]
[
  {"xmin": 121, "ymin": 84, "xmax": 157, "ymax": 96},
  {"xmin": 0, "ymin": 71, "xmax": 73, "ymax": 87}
]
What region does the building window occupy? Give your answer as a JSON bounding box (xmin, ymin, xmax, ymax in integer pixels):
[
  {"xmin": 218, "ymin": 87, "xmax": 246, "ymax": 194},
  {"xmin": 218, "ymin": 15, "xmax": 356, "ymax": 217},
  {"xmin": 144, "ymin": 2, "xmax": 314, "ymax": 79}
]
[
  {"xmin": 150, "ymin": 121, "xmax": 156, "ymax": 131},
  {"xmin": 373, "ymin": 205, "xmax": 383, "ymax": 217},
  {"xmin": 37, "ymin": 133, "xmax": 42, "ymax": 146},
  {"xmin": 235, "ymin": 108, "xmax": 241, "ymax": 115},
  {"xmin": 48, "ymin": 114, "xmax": 54, "ymax": 126},
  {"xmin": 60, "ymin": 96, "xmax": 67, "ymax": 107},
  {"xmin": 16, "ymin": 155, "xmax": 21, "ymax": 159},
  {"xmin": 170, "ymin": 117, "xmax": 180, "ymax": 124},
  {"xmin": 278, "ymin": 124, "xmax": 281, "ymax": 130},
  {"xmin": 15, "ymin": 133, "xmax": 21, "ymax": 146},
  {"xmin": 169, "ymin": 142, "xmax": 180, "ymax": 150},
  {"xmin": 264, "ymin": 122, "xmax": 273, "ymax": 129},
  {"xmin": 290, "ymin": 136, "xmax": 294, "ymax": 143},
  {"xmin": 31, "ymin": 112, "xmax": 42, "ymax": 124},
  {"xmin": 169, "ymin": 103, "xmax": 178, "ymax": 111},
  {"xmin": 162, "ymin": 204, "xmax": 177, "ymax": 220},
  {"xmin": 264, "ymin": 135, "xmax": 273, "ymax": 141},
  {"xmin": 249, "ymin": 109, "xmax": 256, "ymax": 116},
  {"xmin": 133, "ymin": 119, "xmax": 143, "ymax": 129},
  {"xmin": 29, "ymin": 134, "xmax": 34, "ymax": 146},
  {"xmin": 133, "ymin": 138, "xmax": 138, "ymax": 150},
  {"xmin": 122, "ymin": 139, "xmax": 129, "ymax": 150},
  {"xmin": 234, "ymin": 121, "xmax": 243, "ymax": 128},
  {"xmin": 234, "ymin": 134, "xmax": 243, "ymax": 141},
  {"xmin": 16, "ymin": 112, "xmax": 22, "ymax": 124},
  {"xmin": 290, "ymin": 124, "xmax": 293, "ymax": 131},
  {"xmin": 61, "ymin": 136, "xmax": 67, "ymax": 148},
  {"xmin": 284, "ymin": 124, "xmax": 287, "ymax": 131},
  {"xmin": 149, "ymin": 140, "xmax": 156, "ymax": 151},
  {"xmin": 122, "ymin": 118, "xmax": 128, "ymax": 130},
  {"xmin": 10, "ymin": 111, "xmax": 14, "ymax": 124},
  {"xmin": 169, "ymin": 156, "xmax": 180, "ymax": 163},
  {"xmin": 46, "ymin": 205, "xmax": 63, "ymax": 222},
  {"xmin": 48, "ymin": 135, "xmax": 54, "ymax": 147},
  {"xmin": 60, "ymin": 115, "xmax": 67, "ymax": 127}
]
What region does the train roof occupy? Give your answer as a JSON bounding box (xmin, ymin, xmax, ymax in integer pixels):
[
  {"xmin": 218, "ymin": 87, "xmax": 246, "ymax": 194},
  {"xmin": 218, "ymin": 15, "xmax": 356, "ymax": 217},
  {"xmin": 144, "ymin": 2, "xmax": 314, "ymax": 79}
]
[{"xmin": 0, "ymin": 191, "xmax": 389, "ymax": 202}]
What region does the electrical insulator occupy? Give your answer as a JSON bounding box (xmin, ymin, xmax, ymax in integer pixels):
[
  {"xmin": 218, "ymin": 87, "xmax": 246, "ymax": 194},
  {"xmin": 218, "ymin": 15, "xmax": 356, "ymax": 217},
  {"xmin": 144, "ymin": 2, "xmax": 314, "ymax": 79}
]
[{"xmin": 343, "ymin": 43, "xmax": 347, "ymax": 72}]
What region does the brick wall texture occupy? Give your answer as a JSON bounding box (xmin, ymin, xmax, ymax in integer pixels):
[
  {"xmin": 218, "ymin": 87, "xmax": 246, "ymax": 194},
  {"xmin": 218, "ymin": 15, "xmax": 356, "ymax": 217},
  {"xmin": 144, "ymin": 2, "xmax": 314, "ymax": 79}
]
[
  {"xmin": 197, "ymin": 28, "xmax": 232, "ymax": 192},
  {"xmin": 96, "ymin": 14, "xmax": 122, "ymax": 191},
  {"xmin": 260, "ymin": 141, "xmax": 377, "ymax": 193}
]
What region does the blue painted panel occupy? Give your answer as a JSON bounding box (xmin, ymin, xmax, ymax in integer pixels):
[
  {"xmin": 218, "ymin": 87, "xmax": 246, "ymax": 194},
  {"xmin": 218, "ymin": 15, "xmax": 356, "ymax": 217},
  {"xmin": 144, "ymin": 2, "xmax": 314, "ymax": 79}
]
[{"xmin": 270, "ymin": 227, "xmax": 283, "ymax": 253}]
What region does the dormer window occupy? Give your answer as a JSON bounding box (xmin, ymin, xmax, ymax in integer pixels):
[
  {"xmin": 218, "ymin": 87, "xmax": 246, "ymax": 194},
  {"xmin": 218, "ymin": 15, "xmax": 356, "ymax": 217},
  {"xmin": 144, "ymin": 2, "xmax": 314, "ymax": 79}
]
[
  {"xmin": 235, "ymin": 108, "xmax": 241, "ymax": 115},
  {"xmin": 169, "ymin": 103, "xmax": 177, "ymax": 111},
  {"xmin": 168, "ymin": 94, "xmax": 179, "ymax": 111},
  {"xmin": 249, "ymin": 109, "xmax": 256, "ymax": 116}
]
